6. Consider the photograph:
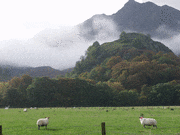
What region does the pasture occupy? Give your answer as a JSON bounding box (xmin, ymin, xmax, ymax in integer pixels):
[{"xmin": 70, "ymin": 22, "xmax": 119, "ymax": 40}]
[{"xmin": 0, "ymin": 106, "xmax": 180, "ymax": 135}]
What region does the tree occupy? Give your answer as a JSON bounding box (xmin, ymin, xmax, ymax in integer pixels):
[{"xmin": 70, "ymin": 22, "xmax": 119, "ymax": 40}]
[
  {"xmin": 106, "ymin": 56, "xmax": 122, "ymax": 69},
  {"xmin": 148, "ymin": 83, "xmax": 179, "ymax": 105},
  {"xmin": 86, "ymin": 41, "xmax": 101, "ymax": 59},
  {"xmin": 87, "ymin": 66, "xmax": 106, "ymax": 81},
  {"xmin": 115, "ymin": 90, "xmax": 139, "ymax": 106},
  {"xmin": 4, "ymin": 88, "xmax": 21, "ymax": 107},
  {"xmin": 17, "ymin": 75, "xmax": 33, "ymax": 106},
  {"xmin": 8, "ymin": 77, "xmax": 21, "ymax": 88},
  {"xmin": 26, "ymin": 77, "xmax": 57, "ymax": 107},
  {"xmin": 119, "ymin": 31, "xmax": 127, "ymax": 42},
  {"xmin": 132, "ymin": 38, "xmax": 144, "ymax": 49}
]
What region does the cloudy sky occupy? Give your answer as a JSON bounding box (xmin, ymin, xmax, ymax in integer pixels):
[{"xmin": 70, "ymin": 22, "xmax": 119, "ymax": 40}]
[
  {"xmin": 0, "ymin": 0, "xmax": 140, "ymax": 41},
  {"xmin": 0, "ymin": 0, "xmax": 179, "ymax": 41},
  {"xmin": 0, "ymin": 0, "xmax": 179, "ymax": 69}
]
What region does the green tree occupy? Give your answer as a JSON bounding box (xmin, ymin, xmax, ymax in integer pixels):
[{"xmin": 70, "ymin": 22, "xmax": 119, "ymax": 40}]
[
  {"xmin": 132, "ymin": 38, "xmax": 144, "ymax": 49},
  {"xmin": 119, "ymin": 31, "xmax": 128, "ymax": 42},
  {"xmin": 4, "ymin": 88, "xmax": 21, "ymax": 107},
  {"xmin": 26, "ymin": 77, "xmax": 57, "ymax": 107},
  {"xmin": 17, "ymin": 75, "xmax": 33, "ymax": 106},
  {"xmin": 115, "ymin": 90, "xmax": 139, "ymax": 106},
  {"xmin": 148, "ymin": 83, "xmax": 179, "ymax": 105}
]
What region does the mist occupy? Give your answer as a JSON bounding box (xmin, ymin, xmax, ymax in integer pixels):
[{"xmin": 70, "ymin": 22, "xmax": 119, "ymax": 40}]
[
  {"xmin": 77, "ymin": 14, "xmax": 120, "ymax": 42},
  {"xmin": 150, "ymin": 24, "xmax": 180, "ymax": 55},
  {"xmin": 1, "ymin": 13, "xmax": 179, "ymax": 70},
  {"xmin": 152, "ymin": 33, "xmax": 180, "ymax": 56},
  {"xmin": 0, "ymin": 16, "xmax": 120, "ymax": 70}
]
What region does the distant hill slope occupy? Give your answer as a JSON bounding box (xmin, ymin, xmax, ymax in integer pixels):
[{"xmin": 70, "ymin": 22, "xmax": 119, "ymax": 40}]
[
  {"xmin": 0, "ymin": 66, "xmax": 71, "ymax": 81},
  {"xmin": 68, "ymin": 32, "xmax": 173, "ymax": 77},
  {"xmin": 78, "ymin": 0, "xmax": 180, "ymax": 40}
]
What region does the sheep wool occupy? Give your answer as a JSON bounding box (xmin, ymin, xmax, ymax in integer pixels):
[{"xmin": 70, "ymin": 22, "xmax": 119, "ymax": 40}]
[
  {"xmin": 23, "ymin": 108, "xmax": 27, "ymax": 112},
  {"xmin": 139, "ymin": 117, "xmax": 157, "ymax": 128},
  {"xmin": 36, "ymin": 117, "xmax": 50, "ymax": 130}
]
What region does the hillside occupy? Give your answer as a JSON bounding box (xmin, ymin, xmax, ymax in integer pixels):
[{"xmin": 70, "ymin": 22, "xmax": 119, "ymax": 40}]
[
  {"xmin": 0, "ymin": 66, "xmax": 68, "ymax": 81},
  {"xmin": 67, "ymin": 32, "xmax": 180, "ymax": 91},
  {"xmin": 69, "ymin": 32, "xmax": 172, "ymax": 75}
]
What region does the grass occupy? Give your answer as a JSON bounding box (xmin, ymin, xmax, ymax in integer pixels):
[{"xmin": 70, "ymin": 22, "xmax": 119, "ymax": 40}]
[{"xmin": 0, "ymin": 106, "xmax": 180, "ymax": 135}]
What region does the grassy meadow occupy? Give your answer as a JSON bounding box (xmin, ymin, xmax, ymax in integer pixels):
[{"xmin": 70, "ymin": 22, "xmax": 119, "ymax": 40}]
[{"xmin": 0, "ymin": 106, "xmax": 180, "ymax": 135}]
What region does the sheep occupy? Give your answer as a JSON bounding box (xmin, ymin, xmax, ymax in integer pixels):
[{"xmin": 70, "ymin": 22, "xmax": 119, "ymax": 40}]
[
  {"xmin": 23, "ymin": 108, "xmax": 27, "ymax": 112},
  {"xmin": 5, "ymin": 105, "xmax": 10, "ymax": 109},
  {"xmin": 139, "ymin": 117, "xmax": 157, "ymax": 128},
  {"xmin": 36, "ymin": 117, "xmax": 50, "ymax": 130}
]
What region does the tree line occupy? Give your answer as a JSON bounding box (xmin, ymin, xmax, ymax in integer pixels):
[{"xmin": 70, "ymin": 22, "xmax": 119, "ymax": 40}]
[{"xmin": 0, "ymin": 74, "xmax": 179, "ymax": 107}]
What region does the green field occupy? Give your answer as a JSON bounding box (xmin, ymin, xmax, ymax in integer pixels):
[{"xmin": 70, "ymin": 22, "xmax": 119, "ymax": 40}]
[{"xmin": 0, "ymin": 106, "xmax": 180, "ymax": 135}]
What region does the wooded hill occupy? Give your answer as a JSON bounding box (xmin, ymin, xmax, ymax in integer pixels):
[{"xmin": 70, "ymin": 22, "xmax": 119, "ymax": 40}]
[
  {"xmin": 0, "ymin": 32, "xmax": 180, "ymax": 107},
  {"xmin": 67, "ymin": 31, "xmax": 176, "ymax": 90}
]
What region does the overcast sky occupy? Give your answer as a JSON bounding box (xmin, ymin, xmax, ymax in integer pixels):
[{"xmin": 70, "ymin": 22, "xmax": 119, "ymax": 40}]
[
  {"xmin": 0, "ymin": 0, "xmax": 142, "ymax": 41},
  {"xmin": 0, "ymin": 0, "xmax": 179, "ymax": 69},
  {"xmin": 0, "ymin": 0, "xmax": 179, "ymax": 41}
]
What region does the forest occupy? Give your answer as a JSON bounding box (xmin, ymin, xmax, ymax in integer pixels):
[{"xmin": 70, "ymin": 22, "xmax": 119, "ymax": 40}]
[{"xmin": 0, "ymin": 32, "xmax": 180, "ymax": 107}]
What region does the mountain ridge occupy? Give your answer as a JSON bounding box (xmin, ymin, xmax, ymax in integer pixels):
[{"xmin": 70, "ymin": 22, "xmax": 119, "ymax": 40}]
[{"xmin": 79, "ymin": 0, "xmax": 180, "ymax": 40}]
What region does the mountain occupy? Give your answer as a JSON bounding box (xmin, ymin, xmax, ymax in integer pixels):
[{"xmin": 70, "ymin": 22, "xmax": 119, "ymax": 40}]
[
  {"xmin": 78, "ymin": 0, "xmax": 180, "ymax": 40},
  {"xmin": 1, "ymin": 0, "xmax": 180, "ymax": 72},
  {"xmin": 0, "ymin": 66, "xmax": 71, "ymax": 81},
  {"xmin": 66, "ymin": 31, "xmax": 180, "ymax": 92},
  {"xmin": 68, "ymin": 31, "xmax": 173, "ymax": 77}
]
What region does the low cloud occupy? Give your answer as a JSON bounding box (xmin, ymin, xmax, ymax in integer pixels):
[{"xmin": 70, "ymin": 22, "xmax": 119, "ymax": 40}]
[
  {"xmin": 0, "ymin": 15, "xmax": 120, "ymax": 70},
  {"xmin": 1, "ymin": 15, "xmax": 179, "ymax": 70},
  {"xmin": 152, "ymin": 33, "xmax": 180, "ymax": 55},
  {"xmin": 78, "ymin": 14, "xmax": 120, "ymax": 43},
  {"xmin": 154, "ymin": 24, "xmax": 179, "ymax": 38},
  {"xmin": 0, "ymin": 26, "xmax": 91, "ymax": 70},
  {"xmin": 151, "ymin": 24, "xmax": 180, "ymax": 55}
]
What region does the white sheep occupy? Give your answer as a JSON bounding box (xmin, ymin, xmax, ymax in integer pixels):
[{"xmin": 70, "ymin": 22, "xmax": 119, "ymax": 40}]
[
  {"xmin": 23, "ymin": 108, "xmax": 27, "ymax": 112},
  {"xmin": 139, "ymin": 117, "xmax": 157, "ymax": 128},
  {"xmin": 36, "ymin": 117, "xmax": 50, "ymax": 130},
  {"xmin": 5, "ymin": 105, "xmax": 10, "ymax": 109}
]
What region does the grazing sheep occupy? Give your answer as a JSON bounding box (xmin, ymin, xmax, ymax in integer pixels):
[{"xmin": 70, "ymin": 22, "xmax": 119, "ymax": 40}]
[
  {"xmin": 5, "ymin": 105, "xmax": 10, "ymax": 109},
  {"xmin": 139, "ymin": 117, "xmax": 157, "ymax": 128},
  {"xmin": 23, "ymin": 108, "xmax": 27, "ymax": 112},
  {"xmin": 36, "ymin": 117, "xmax": 50, "ymax": 130}
]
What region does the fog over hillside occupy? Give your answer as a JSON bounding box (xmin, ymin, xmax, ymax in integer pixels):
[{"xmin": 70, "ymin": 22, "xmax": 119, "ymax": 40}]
[
  {"xmin": 154, "ymin": 34, "xmax": 180, "ymax": 56},
  {"xmin": 124, "ymin": 25, "xmax": 180, "ymax": 56},
  {"xmin": 0, "ymin": 18, "xmax": 119, "ymax": 70},
  {"xmin": 0, "ymin": 0, "xmax": 180, "ymax": 70},
  {"xmin": 0, "ymin": 20, "xmax": 179, "ymax": 70}
]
